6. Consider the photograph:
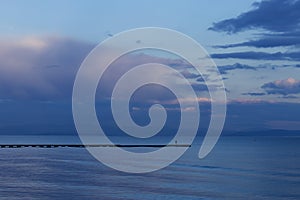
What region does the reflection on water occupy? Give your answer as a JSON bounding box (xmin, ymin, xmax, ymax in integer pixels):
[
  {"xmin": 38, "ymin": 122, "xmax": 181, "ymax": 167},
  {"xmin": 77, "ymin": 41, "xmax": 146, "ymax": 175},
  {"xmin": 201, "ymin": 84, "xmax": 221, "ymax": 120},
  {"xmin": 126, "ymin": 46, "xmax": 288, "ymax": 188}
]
[{"xmin": 0, "ymin": 136, "xmax": 299, "ymax": 199}]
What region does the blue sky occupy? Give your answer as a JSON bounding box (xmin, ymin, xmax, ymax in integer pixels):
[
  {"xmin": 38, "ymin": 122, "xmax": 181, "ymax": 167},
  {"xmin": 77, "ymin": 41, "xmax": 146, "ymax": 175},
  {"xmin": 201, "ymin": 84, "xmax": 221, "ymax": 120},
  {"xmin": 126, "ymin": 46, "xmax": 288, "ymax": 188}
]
[
  {"xmin": 0, "ymin": 0, "xmax": 299, "ymax": 135},
  {"xmin": 0, "ymin": 0, "xmax": 253, "ymax": 42}
]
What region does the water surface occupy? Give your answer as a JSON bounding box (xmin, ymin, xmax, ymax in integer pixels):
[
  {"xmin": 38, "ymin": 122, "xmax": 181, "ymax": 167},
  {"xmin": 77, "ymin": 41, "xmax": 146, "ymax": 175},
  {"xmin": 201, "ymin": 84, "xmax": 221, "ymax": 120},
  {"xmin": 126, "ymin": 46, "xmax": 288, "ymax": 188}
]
[{"xmin": 0, "ymin": 136, "xmax": 299, "ymax": 199}]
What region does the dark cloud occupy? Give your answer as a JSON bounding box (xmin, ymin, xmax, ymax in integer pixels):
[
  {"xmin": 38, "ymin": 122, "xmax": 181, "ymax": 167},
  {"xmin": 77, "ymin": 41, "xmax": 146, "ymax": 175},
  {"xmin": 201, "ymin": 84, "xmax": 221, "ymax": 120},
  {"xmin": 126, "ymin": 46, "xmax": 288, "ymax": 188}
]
[
  {"xmin": 180, "ymin": 69, "xmax": 200, "ymax": 79},
  {"xmin": 257, "ymin": 63, "xmax": 300, "ymax": 70},
  {"xmin": 2, "ymin": 98, "xmax": 300, "ymax": 136},
  {"xmin": 195, "ymin": 73, "xmax": 211, "ymax": 82},
  {"xmin": 0, "ymin": 36, "xmax": 200, "ymax": 101},
  {"xmin": 168, "ymin": 60, "xmax": 193, "ymax": 69},
  {"xmin": 261, "ymin": 78, "xmax": 300, "ymax": 95},
  {"xmin": 214, "ymin": 34, "xmax": 300, "ymax": 48},
  {"xmin": 242, "ymin": 92, "xmax": 266, "ymax": 96},
  {"xmin": 224, "ymin": 101, "xmax": 300, "ymax": 131},
  {"xmin": 211, "ymin": 51, "xmax": 300, "ymax": 61},
  {"xmin": 191, "ymin": 83, "xmax": 208, "ymax": 92},
  {"xmin": 196, "ymin": 76, "xmax": 205, "ymax": 82},
  {"xmin": 218, "ymin": 63, "xmax": 257, "ymax": 74},
  {"xmin": 209, "ymin": 0, "xmax": 300, "ymax": 34},
  {"xmin": 210, "ymin": 0, "xmax": 300, "ymax": 57},
  {"xmin": 280, "ymin": 95, "xmax": 299, "ymax": 99},
  {"xmin": 0, "ymin": 36, "xmax": 94, "ymax": 100}
]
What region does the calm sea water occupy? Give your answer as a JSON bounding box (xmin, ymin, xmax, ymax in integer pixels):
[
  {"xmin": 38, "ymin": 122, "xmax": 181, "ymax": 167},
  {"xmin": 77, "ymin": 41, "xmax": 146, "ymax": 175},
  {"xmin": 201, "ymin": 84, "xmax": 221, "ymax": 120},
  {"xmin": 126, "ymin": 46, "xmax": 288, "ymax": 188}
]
[{"xmin": 0, "ymin": 136, "xmax": 299, "ymax": 199}]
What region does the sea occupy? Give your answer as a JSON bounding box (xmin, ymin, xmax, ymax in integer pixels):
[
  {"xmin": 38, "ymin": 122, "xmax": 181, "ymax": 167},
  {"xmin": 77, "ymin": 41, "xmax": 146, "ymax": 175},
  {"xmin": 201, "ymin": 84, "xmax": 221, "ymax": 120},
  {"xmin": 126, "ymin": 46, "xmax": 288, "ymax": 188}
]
[{"xmin": 0, "ymin": 135, "xmax": 299, "ymax": 199}]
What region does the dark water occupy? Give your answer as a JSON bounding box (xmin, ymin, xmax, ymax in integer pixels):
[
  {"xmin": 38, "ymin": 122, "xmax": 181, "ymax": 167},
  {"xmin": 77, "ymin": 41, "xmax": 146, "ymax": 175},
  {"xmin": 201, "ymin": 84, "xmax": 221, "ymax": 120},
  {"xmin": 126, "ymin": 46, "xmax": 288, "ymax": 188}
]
[{"xmin": 0, "ymin": 136, "xmax": 299, "ymax": 199}]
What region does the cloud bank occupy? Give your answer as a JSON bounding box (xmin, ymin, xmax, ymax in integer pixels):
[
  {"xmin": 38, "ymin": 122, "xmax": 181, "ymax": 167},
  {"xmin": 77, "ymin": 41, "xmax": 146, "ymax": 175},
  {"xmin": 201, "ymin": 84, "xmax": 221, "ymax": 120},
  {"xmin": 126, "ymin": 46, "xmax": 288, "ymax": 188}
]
[
  {"xmin": 0, "ymin": 36, "xmax": 210, "ymax": 102},
  {"xmin": 0, "ymin": 36, "xmax": 94, "ymax": 100},
  {"xmin": 262, "ymin": 78, "xmax": 300, "ymax": 95}
]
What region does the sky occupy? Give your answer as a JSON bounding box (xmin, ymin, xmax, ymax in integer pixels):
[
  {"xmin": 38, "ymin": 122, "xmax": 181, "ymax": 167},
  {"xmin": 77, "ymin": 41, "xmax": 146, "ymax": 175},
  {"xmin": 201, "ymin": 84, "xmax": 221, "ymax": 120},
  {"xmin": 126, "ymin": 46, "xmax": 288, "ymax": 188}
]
[{"xmin": 0, "ymin": 0, "xmax": 299, "ymax": 136}]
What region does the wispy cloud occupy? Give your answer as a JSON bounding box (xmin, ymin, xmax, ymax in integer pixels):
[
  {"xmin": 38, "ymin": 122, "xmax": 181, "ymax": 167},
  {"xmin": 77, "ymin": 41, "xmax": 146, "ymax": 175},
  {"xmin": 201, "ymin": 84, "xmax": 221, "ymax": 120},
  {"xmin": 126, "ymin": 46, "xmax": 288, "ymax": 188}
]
[
  {"xmin": 180, "ymin": 69, "xmax": 200, "ymax": 79},
  {"xmin": 214, "ymin": 33, "xmax": 300, "ymax": 48},
  {"xmin": 211, "ymin": 51, "xmax": 300, "ymax": 61},
  {"xmin": 217, "ymin": 63, "xmax": 258, "ymax": 74},
  {"xmin": 242, "ymin": 92, "xmax": 266, "ymax": 96}
]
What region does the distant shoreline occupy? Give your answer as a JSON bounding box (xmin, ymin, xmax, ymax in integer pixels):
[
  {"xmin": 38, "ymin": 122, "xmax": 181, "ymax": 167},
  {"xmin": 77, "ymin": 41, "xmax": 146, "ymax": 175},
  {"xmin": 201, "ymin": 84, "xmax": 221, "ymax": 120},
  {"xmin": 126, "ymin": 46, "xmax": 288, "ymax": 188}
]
[{"xmin": 0, "ymin": 144, "xmax": 191, "ymax": 148}]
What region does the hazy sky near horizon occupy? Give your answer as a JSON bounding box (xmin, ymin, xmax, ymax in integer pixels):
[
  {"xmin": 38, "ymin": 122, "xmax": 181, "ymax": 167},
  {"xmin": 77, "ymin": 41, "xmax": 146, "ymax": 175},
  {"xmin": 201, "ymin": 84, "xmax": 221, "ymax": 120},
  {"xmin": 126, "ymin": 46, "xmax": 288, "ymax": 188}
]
[{"xmin": 0, "ymin": 0, "xmax": 299, "ymax": 134}]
